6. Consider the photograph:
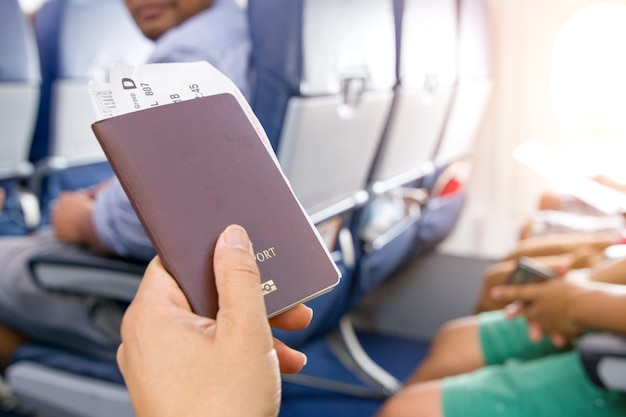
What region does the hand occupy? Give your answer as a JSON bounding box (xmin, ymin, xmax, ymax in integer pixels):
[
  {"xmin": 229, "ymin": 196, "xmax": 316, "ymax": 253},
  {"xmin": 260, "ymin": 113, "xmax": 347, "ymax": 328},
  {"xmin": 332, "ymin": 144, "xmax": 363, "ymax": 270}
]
[
  {"xmin": 50, "ymin": 191, "xmax": 95, "ymax": 244},
  {"xmin": 491, "ymin": 278, "xmax": 587, "ymax": 348},
  {"xmin": 117, "ymin": 224, "xmax": 312, "ymax": 417}
]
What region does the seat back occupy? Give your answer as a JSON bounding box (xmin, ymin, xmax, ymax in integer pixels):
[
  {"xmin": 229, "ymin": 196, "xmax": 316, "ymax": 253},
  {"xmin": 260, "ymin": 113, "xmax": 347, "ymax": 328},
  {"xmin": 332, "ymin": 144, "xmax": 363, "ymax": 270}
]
[
  {"xmin": 368, "ymin": 0, "xmax": 458, "ymax": 194},
  {"xmin": 0, "ymin": 0, "xmax": 40, "ymax": 181},
  {"xmin": 434, "ymin": 0, "xmax": 492, "ymax": 165},
  {"xmin": 249, "ymin": 0, "xmax": 396, "ymax": 224},
  {"xmin": 351, "ymin": 0, "xmax": 492, "ymax": 298},
  {"xmin": 50, "ymin": 0, "xmax": 153, "ymax": 162},
  {"xmin": 30, "ymin": 0, "xmax": 153, "ymax": 223},
  {"xmin": 579, "ymin": 332, "xmax": 626, "ymax": 392}
]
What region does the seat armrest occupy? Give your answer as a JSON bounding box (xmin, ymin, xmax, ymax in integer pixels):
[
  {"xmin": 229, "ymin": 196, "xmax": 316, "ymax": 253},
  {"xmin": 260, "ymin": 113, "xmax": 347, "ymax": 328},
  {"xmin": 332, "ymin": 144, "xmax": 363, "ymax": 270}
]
[
  {"xmin": 7, "ymin": 361, "xmax": 133, "ymax": 417},
  {"xmin": 578, "ymin": 332, "xmax": 626, "ymax": 392},
  {"xmin": 27, "ymin": 251, "xmax": 147, "ymax": 302}
]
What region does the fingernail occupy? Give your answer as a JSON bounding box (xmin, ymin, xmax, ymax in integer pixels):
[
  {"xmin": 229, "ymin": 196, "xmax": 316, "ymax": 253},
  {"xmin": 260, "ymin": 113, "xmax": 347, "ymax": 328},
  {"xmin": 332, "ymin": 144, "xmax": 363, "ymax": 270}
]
[
  {"xmin": 300, "ymin": 352, "xmax": 308, "ymax": 367},
  {"xmin": 222, "ymin": 225, "xmax": 251, "ymax": 252}
]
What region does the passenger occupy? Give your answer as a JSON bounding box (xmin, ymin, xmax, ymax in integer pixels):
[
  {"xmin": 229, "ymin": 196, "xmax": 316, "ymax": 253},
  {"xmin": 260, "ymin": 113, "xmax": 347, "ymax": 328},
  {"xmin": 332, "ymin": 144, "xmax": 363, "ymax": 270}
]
[
  {"xmin": 474, "ymin": 174, "xmax": 626, "ymax": 313},
  {"xmin": 475, "ymin": 173, "xmax": 626, "ymax": 313},
  {"xmin": 474, "ymin": 230, "xmax": 622, "ymax": 312},
  {"xmin": 0, "ymin": 0, "xmax": 251, "ymax": 367},
  {"xmin": 375, "ymin": 256, "xmax": 626, "ymax": 417},
  {"xmin": 118, "ymin": 225, "xmax": 311, "ymax": 417}
]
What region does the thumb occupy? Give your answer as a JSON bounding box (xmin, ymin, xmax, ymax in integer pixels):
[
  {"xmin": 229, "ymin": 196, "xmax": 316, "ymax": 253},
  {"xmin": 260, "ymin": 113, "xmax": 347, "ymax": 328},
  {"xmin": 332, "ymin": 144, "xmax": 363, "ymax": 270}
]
[{"xmin": 213, "ymin": 225, "xmax": 269, "ymax": 331}]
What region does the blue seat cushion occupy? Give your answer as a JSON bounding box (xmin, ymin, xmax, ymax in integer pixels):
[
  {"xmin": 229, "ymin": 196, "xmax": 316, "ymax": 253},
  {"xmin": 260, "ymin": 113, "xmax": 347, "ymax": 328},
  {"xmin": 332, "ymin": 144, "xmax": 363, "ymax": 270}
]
[{"xmin": 280, "ymin": 329, "xmax": 430, "ymax": 417}]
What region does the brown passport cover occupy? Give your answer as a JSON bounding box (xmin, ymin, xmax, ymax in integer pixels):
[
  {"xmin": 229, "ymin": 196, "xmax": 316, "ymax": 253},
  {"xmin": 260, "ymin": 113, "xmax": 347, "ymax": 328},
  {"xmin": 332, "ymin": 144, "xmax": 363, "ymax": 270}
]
[{"xmin": 91, "ymin": 93, "xmax": 341, "ymax": 318}]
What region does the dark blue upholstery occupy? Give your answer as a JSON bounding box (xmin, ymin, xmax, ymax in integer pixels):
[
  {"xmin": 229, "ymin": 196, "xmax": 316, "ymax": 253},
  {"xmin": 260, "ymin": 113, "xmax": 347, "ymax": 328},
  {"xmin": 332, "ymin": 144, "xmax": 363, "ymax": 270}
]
[
  {"xmin": 280, "ymin": 330, "xmax": 430, "ymax": 417},
  {"xmin": 248, "ymin": 0, "xmax": 303, "ymax": 150},
  {"xmin": 29, "ymin": 0, "xmax": 65, "ymax": 164},
  {"xmin": 0, "ymin": 180, "xmax": 29, "ymax": 236}
]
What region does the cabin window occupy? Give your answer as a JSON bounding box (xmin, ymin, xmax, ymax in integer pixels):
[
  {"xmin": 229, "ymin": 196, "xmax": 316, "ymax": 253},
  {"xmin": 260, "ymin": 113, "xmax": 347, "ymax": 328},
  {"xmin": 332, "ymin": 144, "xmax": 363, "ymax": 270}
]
[
  {"xmin": 551, "ymin": 2, "xmax": 626, "ymax": 180},
  {"xmin": 19, "ymin": 0, "xmax": 46, "ymax": 14}
]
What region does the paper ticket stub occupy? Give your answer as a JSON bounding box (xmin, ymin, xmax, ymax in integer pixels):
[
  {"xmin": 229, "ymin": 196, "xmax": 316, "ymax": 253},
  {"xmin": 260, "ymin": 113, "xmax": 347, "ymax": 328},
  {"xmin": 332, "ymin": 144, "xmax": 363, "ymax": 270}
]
[
  {"xmin": 88, "ymin": 85, "xmax": 117, "ymax": 119},
  {"xmin": 88, "ymin": 61, "xmax": 276, "ymax": 158}
]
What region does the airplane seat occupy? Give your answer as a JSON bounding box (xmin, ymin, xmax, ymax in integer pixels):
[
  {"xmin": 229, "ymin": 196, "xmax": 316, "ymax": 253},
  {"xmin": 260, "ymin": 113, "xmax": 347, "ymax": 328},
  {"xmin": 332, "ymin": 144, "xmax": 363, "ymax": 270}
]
[
  {"xmin": 578, "ymin": 332, "xmax": 626, "ymax": 393},
  {"xmin": 355, "ymin": 163, "xmax": 469, "ymax": 297},
  {"xmin": 0, "ymin": 0, "xmax": 41, "ymax": 236},
  {"xmin": 249, "ymin": 0, "xmax": 398, "ymax": 344},
  {"xmin": 249, "ymin": 0, "xmax": 396, "ymax": 224},
  {"xmin": 279, "ymin": 1, "xmax": 492, "ymax": 414},
  {"xmin": 276, "ymin": 0, "xmax": 489, "ymax": 414},
  {"xmin": 7, "ymin": 344, "xmax": 131, "ymax": 417},
  {"xmin": 369, "ymin": 0, "xmax": 458, "ymax": 191},
  {"xmin": 354, "ymin": 0, "xmax": 495, "ymax": 294},
  {"xmin": 347, "ymin": 0, "xmax": 492, "ymax": 300},
  {"xmin": 434, "ymin": 0, "xmax": 493, "ymax": 166},
  {"xmin": 409, "ymin": 0, "xmax": 493, "ymax": 258},
  {"xmin": 5, "ymin": 248, "xmax": 141, "ymax": 417},
  {"xmin": 29, "ymin": 0, "xmax": 154, "ymax": 226},
  {"xmin": 398, "ymin": 0, "xmax": 493, "ymax": 274},
  {"xmin": 354, "ymin": 0, "xmax": 465, "ymax": 296}
]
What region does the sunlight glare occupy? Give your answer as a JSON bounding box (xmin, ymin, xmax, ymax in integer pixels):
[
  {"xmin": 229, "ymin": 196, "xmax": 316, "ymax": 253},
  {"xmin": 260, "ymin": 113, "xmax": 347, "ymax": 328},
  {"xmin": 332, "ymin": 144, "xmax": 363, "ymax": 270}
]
[{"xmin": 552, "ymin": 3, "xmax": 626, "ymax": 137}]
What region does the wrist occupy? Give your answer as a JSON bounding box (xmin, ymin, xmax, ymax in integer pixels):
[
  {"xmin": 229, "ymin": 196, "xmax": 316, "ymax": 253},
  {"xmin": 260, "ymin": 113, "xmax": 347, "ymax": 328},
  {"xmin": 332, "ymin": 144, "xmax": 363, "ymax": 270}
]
[{"xmin": 568, "ymin": 281, "xmax": 626, "ymax": 332}]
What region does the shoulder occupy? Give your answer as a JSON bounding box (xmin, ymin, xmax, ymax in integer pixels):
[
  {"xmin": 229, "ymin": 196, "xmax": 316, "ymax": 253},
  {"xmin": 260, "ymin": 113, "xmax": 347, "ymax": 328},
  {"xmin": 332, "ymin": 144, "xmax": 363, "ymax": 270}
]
[{"xmin": 148, "ymin": 0, "xmax": 250, "ymax": 65}]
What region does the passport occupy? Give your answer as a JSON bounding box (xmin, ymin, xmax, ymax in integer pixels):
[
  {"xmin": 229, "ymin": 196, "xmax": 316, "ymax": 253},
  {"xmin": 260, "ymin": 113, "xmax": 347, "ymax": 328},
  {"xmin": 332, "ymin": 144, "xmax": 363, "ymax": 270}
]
[{"xmin": 91, "ymin": 92, "xmax": 341, "ymax": 318}]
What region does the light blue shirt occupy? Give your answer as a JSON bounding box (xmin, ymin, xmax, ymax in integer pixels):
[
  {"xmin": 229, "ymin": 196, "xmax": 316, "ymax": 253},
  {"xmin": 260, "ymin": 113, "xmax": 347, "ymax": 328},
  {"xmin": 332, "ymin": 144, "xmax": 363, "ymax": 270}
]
[{"xmin": 92, "ymin": 0, "xmax": 251, "ymax": 260}]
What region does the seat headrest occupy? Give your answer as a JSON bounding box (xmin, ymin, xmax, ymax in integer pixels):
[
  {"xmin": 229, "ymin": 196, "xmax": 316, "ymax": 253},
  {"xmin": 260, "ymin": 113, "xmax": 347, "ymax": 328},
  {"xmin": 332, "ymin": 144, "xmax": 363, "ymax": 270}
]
[
  {"xmin": 58, "ymin": 0, "xmax": 153, "ymax": 81},
  {"xmin": 248, "ymin": 0, "xmax": 396, "ymax": 148},
  {"xmin": 0, "ymin": 0, "xmax": 41, "ymax": 83},
  {"xmin": 396, "ymin": 0, "xmax": 457, "ymax": 89},
  {"xmin": 458, "ymin": 0, "xmax": 492, "ymax": 79}
]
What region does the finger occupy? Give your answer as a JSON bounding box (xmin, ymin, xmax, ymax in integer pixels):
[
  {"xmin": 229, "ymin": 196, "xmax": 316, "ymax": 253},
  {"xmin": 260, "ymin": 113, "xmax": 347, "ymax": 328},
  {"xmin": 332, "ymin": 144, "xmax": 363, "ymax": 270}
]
[
  {"xmin": 491, "ymin": 284, "xmax": 536, "ymax": 305},
  {"xmin": 213, "ymin": 225, "xmax": 269, "ymax": 332},
  {"xmin": 527, "ymin": 321, "xmax": 544, "ymax": 343},
  {"xmin": 133, "ymin": 256, "xmax": 192, "ymax": 311},
  {"xmin": 503, "ymin": 300, "xmax": 524, "ymax": 318},
  {"xmin": 273, "ymin": 337, "xmax": 308, "ymax": 374},
  {"xmin": 116, "ymin": 342, "xmax": 126, "ymax": 375},
  {"xmin": 551, "ymin": 263, "xmax": 570, "ymax": 277},
  {"xmin": 550, "ymin": 332, "xmax": 567, "ymax": 348},
  {"xmin": 269, "ymin": 304, "xmax": 313, "ymax": 331}
]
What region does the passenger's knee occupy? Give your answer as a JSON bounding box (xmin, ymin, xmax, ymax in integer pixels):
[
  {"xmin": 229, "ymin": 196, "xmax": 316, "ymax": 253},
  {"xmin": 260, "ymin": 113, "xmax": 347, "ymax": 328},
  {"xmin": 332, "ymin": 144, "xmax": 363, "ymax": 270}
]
[
  {"xmin": 430, "ymin": 316, "xmax": 478, "ymax": 355},
  {"xmin": 377, "ymin": 381, "xmax": 443, "ymax": 417}
]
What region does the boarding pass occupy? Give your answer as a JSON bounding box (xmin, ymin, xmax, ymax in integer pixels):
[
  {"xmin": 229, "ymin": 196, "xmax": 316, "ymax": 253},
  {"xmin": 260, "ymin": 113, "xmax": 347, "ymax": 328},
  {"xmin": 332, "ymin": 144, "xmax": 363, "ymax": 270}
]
[{"xmin": 88, "ymin": 61, "xmax": 275, "ymax": 157}]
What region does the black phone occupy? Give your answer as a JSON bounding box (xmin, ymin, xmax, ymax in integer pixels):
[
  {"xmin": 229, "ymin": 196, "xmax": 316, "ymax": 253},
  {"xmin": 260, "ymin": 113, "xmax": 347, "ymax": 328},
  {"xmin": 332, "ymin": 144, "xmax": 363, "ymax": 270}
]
[{"xmin": 508, "ymin": 256, "xmax": 556, "ymax": 284}]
